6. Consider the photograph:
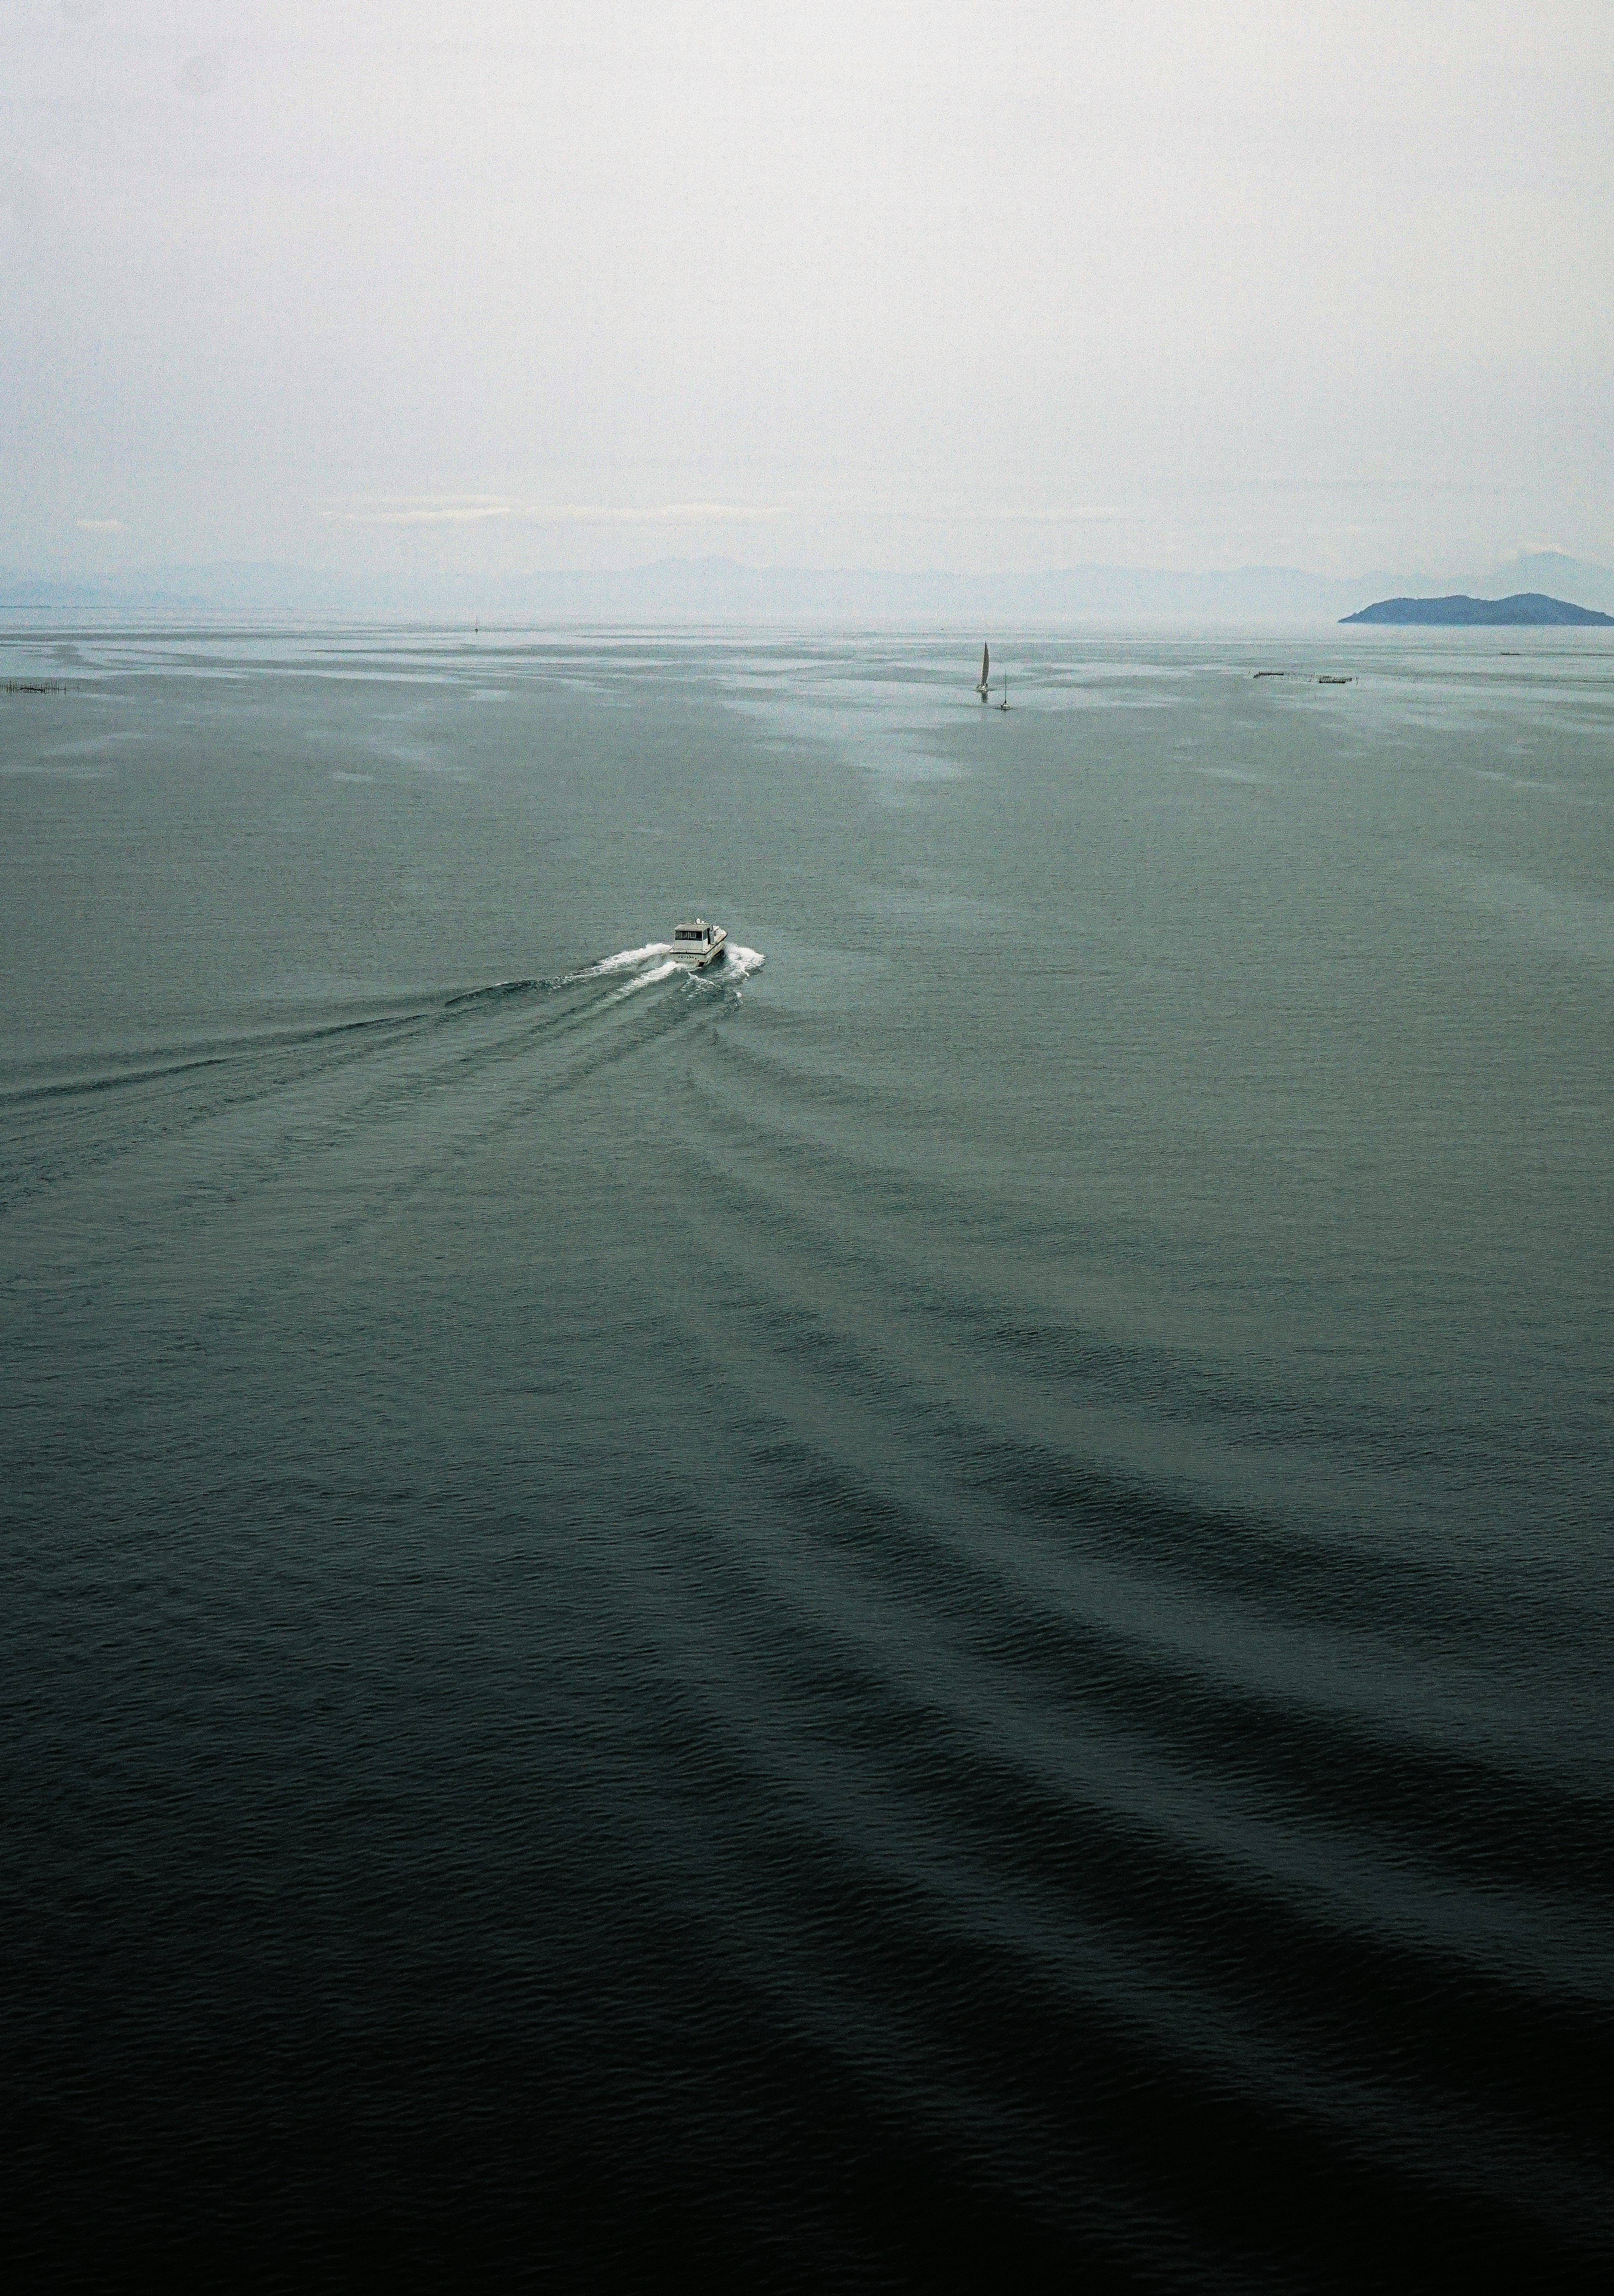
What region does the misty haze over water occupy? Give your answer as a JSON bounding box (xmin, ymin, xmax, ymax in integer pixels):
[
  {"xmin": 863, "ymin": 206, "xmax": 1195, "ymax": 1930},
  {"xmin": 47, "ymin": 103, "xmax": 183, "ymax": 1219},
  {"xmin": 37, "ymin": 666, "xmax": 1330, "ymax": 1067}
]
[{"xmin": 6, "ymin": 6, "xmax": 1612, "ymax": 594}]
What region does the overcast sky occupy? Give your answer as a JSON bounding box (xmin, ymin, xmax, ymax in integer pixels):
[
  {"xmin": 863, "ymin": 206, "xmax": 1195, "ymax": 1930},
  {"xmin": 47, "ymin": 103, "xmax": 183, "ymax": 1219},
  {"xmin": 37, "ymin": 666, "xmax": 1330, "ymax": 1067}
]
[{"xmin": 5, "ymin": 0, "xmax": 1611, "ymax": 578}]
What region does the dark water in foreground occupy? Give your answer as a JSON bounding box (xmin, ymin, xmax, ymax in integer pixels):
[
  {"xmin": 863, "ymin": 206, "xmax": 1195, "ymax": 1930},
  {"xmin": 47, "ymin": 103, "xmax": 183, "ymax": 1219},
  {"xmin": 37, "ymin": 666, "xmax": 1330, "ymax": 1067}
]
[{"xmin": 3, "ymin": 624, "xmax": 1611, "ymax": 2287}]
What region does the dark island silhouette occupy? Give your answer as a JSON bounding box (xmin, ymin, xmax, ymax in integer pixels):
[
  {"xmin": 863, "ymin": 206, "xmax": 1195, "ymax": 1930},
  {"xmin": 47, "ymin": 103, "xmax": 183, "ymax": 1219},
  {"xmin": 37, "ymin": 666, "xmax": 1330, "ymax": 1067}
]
[{"xmin": 1342, "ymin": 591, "xmax": 1613, "ymax": 627}]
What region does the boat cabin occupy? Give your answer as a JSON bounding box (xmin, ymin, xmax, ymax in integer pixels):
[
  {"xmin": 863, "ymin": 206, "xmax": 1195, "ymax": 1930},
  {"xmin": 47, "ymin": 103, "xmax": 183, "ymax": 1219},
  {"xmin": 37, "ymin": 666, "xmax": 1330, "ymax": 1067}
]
[{"xmin": 670, "ymin": 916, "xmax": 728, "ymax": 969}]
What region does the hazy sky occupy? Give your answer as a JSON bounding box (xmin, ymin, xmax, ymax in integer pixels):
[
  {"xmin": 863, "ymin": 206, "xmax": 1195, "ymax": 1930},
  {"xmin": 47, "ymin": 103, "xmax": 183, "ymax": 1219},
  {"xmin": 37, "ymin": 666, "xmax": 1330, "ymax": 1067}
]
[{"xmin": 5, "ymin": 0, "xmax": 1611, "ymax": 577}]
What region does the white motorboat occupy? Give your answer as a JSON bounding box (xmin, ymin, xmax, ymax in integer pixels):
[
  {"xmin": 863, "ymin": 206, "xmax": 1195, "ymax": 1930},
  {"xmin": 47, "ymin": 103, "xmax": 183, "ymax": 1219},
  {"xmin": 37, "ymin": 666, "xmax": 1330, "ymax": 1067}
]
[{"xmin": 671, "ymin": 918, "xmax": 728, "ymax": 968}]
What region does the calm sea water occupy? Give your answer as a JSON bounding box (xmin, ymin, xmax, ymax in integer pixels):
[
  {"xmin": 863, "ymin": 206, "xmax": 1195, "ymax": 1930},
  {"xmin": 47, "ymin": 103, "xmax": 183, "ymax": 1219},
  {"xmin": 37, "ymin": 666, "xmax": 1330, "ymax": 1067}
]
[{"xmin": 4, "ymin": 623, "xmax": 1611, "ymax": 2287}]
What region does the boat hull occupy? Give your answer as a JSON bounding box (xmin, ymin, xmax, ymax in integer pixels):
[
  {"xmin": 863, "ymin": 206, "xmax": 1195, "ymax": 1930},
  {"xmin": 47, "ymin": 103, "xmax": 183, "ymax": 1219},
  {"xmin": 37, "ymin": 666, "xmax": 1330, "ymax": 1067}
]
[{"xmin": 672, "ymin": 929, "xmax": 727, "ymax": 969}]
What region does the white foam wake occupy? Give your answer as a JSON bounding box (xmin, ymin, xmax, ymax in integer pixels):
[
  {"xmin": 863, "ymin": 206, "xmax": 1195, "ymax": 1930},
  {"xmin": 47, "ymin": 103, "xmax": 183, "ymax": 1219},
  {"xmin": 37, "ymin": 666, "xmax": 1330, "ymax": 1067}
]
[
  {"xmin": 612, "ymin": 957, "xmax": 681, "ymax": 996},
  {"xmin": 579, "ymin": 942, "xmax": 675, "ymax": 977},
  {"xmin": 578, "ymin": 940, "xmax": 765, "ymax": 989},
  {"xmin": 716, "ymin": 944, "xmax": 765, "ymax": 981}
]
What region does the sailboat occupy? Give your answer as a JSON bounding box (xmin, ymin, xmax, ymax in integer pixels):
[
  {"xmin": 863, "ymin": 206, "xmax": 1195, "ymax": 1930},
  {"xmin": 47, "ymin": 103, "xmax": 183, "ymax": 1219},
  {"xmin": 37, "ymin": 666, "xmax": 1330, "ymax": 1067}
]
[
  {"xmin": 977, "ymin": 642, "xmax": 990, "ymax": 700},
  {"xmin": 998, "ymin": 672, "xmax": 1010, "ymax": 711}
]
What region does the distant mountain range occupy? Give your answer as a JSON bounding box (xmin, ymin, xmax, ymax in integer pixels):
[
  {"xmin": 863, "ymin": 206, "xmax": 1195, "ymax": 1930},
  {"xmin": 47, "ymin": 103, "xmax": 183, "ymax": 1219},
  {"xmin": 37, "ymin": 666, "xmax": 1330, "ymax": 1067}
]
[
  {"xmin": 4, "ymin": 548, "xmax": 1612, "ymax": 626},
  {"xmin": 1342, "ymin": 591, "xmax": 1614, "ymax": 627},
  {"xmin": 0, "ymin": 559, "xmax": 1385, "ymax": 622},
  {"xmin": 1477, "ymin": 550, "xmax": 1614, "ymax": 613}
]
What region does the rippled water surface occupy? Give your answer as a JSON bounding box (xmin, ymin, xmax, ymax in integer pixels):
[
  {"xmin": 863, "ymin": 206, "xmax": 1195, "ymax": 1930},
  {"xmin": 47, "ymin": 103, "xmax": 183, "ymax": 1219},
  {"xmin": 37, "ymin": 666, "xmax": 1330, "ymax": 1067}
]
[{"xmin": 4, "ymin": 624, "xmax": 1611, "ymax": 2286}]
